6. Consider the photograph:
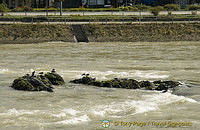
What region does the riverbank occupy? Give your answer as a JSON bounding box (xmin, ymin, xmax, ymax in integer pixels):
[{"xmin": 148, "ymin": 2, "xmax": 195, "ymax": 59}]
[{"xmin": 0, "ymin": 23, "xmax": 200, "ymax": 43}]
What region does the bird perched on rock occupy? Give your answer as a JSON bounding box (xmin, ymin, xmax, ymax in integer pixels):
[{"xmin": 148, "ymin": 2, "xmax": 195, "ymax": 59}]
[
  {"xmin": 39, "ymin": 72, "xmax": 44, "ymax": 75},
  {"xmin": 51, "ymin": 69, "xmax": 56, "ymax": 73},
  {"xmin": 31, "ymin": 71, "xmax": 35, "ymax": 77},
  {"xmin": 23, "ymin": 74, "xmax": 30, "ymax": 79}
]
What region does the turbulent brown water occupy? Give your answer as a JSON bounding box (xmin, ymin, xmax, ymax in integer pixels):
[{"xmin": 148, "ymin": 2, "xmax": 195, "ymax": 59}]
[{"xmin": 0, "ymin": 42, "xmax": 200, "ymax": 130}]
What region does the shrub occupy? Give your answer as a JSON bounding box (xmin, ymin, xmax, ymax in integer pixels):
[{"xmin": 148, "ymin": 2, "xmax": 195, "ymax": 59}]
[
  {"xmin": 164, "ymin": 4, "xmax": 180, "ymax": 11},
  {"xmin": 48, "ymin": 8, "xmax": 59, "ymax": 11},
  {"xmin": 186, "ymin": 5, "xmax": 200, "ymax": 10},
  {"xmin": 151, "ymin": 9, "xmax": 159, "ymax": 16},
  {"xmin": 23, "ymin": 6, "xmax": 33, "ymax": 12},
  {"xmin": 151, "ymin": 8, "xmax": 160, "ymax": 16},
  {"xmin": 33, "ymin": 8, "xmax": 59, "ymax": 12},
  {"xmin": 0, "ymin": 3, "xmax": 9, "ymax": 16},
  {"xmin": 151, "ymin": 6, "xmax": 164, "ymax": 16},
  {"xmin": 119, "ymin": 6, "xmax": 138, "ymax": 11},
  {"xmin": 64, "ymin": 8, "xmax": 122, "ymax": 12},
  {"xmin": 168, "ymin": 11, "xmax": 172, "ymax": 15},
  {"xmin": 135, "ymin": 4, "xmax": 151, "ymax": 11},
  {"xmin": 12, "ymin": 7, "xmax": 25, "ymax": 12},
  {"xmin": 127, "ymin": 6, "xmax": 139, "ymax": 11},
  {"xmin": 192, "ymin": 11, "xmax": 197, "ymax": 15},
  {"xmin": 154, "ymin": 6, "xmax": 164, "ymax": 11}
]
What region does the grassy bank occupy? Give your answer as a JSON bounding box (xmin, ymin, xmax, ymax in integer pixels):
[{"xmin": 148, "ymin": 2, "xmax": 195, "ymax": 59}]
[
  {"xmin": 0, "ymin": 24, "xmax": 74, "ymax": 44},
  {"xmin": 84, "ymin": 23, "xmax": 200, "ymax": 42},
  {"xmin": 0, "ymin": 23, "xmax": 200, "ymax": 43}
]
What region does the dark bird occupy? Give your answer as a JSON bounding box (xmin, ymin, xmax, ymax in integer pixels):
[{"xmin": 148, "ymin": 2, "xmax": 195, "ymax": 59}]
[
  {"xmin": 86, "ymin": 74, "xmax": 89, "ymax": 77},
  {"xmin": 39, "ymin": 72, "xmax": 44, "ymax": 75},
  {"xmin": 23, "ymin": 74, "xmax": 30, "ymax": 79},
  {"xmin": 51, "ymin": 69, "xmax": 56, "ymax": 73},
  {"xmin": 82, "ymin": 73, "xmax": 85, "ymax": 76},
  {"xmin": 162, "ymin": 89, "xmax": 168, "ymax": 93},
  {"xmin": 31, "ymin": 71, "xmax": 35, "ymax": 77}
]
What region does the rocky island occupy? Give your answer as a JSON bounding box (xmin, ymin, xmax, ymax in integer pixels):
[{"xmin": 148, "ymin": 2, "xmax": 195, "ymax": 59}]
[
  {"xmin": 10, "ymin": 71, "xmax": 181, "ymax": 93},
  {"xmin": 10, "ymin": 69, "xmax": 65, "ymax": 92},
  {"xmin": 70, "ymin": 74, "xmax": 181, "ymax": 93}
]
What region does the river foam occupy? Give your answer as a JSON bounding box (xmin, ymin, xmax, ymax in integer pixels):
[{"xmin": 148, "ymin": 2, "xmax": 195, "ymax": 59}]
[
  {"xmin": 56, "ymin": 114, "xmax": 90, "ymax": 125},
  {"xmin": 0, "ymin": 108, "xmax": 90, "ymax": 125},
  {"xmin": 0, "ymin": 108, "xmax": 40, "ymax": 117},
  {"xmin": 0, "ymin": 69, "xmax": 8, "ymax": 74},
  {"xmin": 90, "ymin": 92, "xmax": 197, "ymax": 117},
  {"xmin": 0, "ymin": 91, "xmax": 197, "ymax": 127}
]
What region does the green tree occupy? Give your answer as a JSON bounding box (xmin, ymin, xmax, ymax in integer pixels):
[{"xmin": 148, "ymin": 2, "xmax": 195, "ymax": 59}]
[{"xmin": 0, "ymin": 3, "xmax": 9, "ymax": 16}]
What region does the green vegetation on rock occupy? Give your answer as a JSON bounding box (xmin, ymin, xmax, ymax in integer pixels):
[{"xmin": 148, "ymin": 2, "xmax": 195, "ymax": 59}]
[
  {"xmin": 10, "ymin": 69, "xmax": 65, "ymax": 92},
  {"xmin": 45, "ymin": 72, "xmax": 65, "ymax": 85},
  {"xmin": 70, "ymin": 74, "xmax": 181, "ymax": 92}
]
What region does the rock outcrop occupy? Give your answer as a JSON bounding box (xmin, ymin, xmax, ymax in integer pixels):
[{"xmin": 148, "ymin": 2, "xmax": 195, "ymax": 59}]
[
  {"xmin": 44, "ymin": 69, "xmax": 65, "ymax": 85},
  {"xmin": 10, "ymin": 69, "xmax": 65, "ymax": 92},
  {"xmin": 70, "ymin": 74, "xmax": 181, "ymax": 92}
]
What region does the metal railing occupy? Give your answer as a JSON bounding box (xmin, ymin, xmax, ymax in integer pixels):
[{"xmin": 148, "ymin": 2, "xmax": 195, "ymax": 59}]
[
  {"xmin": 6, "ymin": 11, "xmax": 200, "ymax": 16},
  {"xmin": 0, "ymin": 15, "xmax": 200, "ymax": 24}
]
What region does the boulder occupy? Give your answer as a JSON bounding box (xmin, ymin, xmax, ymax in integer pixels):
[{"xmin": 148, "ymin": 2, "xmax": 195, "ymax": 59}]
[
  {"xmin": 70, "ymin": 74, "xmax": 181, "ymax": 92},
  {"xmin": 37, "ymin": 75, "xmax": 53, "ymax": 89},
  {"xmin": 11, "ymin": 75, "xmax": 53, "ymax": 92},
  {"xmin": 11, "ymin": 77, "xmax": 35, "ymax": 91},
  {"xmin": 70, "ymin": 76, "xmax": 140, "ymax": 89},
  {"xmin": 70, "ymin": 74, "xmax": 95, "ymax": 85},
  {"xmin": 120, "ymin": 79, "xmax": 140, "ymax": 89},
  {"xmin": 44, "ymin": 69, "xmax": 65, "ymax": 85},
  {"xmin": 139, "ymin": 81, "xmax": 155, "ymax": 90},
  {"xmin": 153, "ymin": 80, "xmax": 181, "ymax": 91},
  {"xmin": 10, "ymin": 69, "xmax": 65, "ymax": 92}
]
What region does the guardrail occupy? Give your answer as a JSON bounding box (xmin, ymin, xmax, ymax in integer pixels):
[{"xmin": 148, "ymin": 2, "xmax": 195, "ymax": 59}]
[
  {"xmin": 5, "ymin": 11, "xmax": 200, "ymax": 16},
  {"xmin": 0, "ymin": 15, "xmax": 200, "ymax": 24}
]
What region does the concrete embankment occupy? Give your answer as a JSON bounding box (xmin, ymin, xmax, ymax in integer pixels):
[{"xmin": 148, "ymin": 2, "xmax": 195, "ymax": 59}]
[{"xmin": 0, "ymin": 23, "xmax": 199, "ymax": 44}]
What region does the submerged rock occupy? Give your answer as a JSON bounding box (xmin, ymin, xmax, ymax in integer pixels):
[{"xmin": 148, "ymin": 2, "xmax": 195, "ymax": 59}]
[
  {"xmin": 70, "ymin": 74, "xmax": 181, "ymax": 92},
  {"xmin": 10, "ymin": 69, "xmax": 65, "ymax": 92}
]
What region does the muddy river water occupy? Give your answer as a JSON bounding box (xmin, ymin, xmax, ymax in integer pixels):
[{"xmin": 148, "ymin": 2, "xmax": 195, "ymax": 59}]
[{"xmin": 0, "ymin": 42, "xmax": 199, "ymax": 129}]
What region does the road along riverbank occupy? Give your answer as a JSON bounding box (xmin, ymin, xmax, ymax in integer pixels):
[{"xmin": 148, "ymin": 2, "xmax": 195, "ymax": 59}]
[{"xmin": 0, "ymin": 23, "xmax": 199, "ymax": 44}]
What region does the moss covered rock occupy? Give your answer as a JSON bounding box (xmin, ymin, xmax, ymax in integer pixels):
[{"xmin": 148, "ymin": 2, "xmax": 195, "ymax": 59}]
[
  {"xmin": 70, "ymin": 74, "xmax": 95, "ymax": 85},
  {"xmin": 37, "ymin": 75, "xmax": 53, "ymax": 89},
  {"xmin": 139, "ymin": 81, "xmax": 155, "ymax": 90},
  {"xmin": 70, "ymin": 74, "xmax": 181, "ymax": 92},
  {"xmin": 44, "ymin": 72, "xmax": 65, "ymax": 85},
  {"xmin": 10, "ymin": 69, "xmax": 65, "ymax": 92},
  {"xmin": 11, "ymin": 77, "xmax": 35, "ymax": 91},
  {"xmin": 153, "ymin": 80, "xmax": 180, "ymax": 91},
  {"xmin": 11, "ymin": 76, "xmax": 53, "ymax": 92}
]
